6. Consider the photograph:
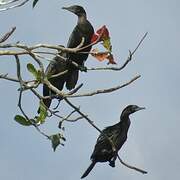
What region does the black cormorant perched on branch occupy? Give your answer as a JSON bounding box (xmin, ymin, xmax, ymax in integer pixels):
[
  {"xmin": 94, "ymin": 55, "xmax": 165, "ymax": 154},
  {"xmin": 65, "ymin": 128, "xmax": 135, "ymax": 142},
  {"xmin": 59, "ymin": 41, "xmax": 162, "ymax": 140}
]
[
  {"xmin": 62, "ymin": 5, "xmax": 94, "ymax": 90},
  {"xmin": 42, "ymin": 5, "xmax": 94, "ymax": 110},
  {"xmin": 81, "ymin": 105, "xmax": 145, "ymax": 178}
]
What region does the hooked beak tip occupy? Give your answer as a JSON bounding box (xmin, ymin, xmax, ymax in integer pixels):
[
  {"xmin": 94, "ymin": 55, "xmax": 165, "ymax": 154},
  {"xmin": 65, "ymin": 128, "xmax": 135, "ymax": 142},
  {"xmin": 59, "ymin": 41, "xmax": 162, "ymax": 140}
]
[{"xmin": 139, "ymin": 107, "xmax": 146, "ymax": 111}]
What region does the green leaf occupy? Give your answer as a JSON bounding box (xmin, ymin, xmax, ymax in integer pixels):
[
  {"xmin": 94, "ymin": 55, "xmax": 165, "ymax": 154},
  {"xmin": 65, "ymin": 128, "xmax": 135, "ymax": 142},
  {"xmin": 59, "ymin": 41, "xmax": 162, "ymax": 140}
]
[
  {"xmin": 102, "ymin": 37, "xmax": 112, "ymax": 51},
  {"xmin": 33, "ymin": 0, "xmax": 39, "ymax": 8},
  {"xmin": 50, "ymin": 134, "xmax": 61, "ymax": 151},
  {"xmin": 50, "ymin": 133, "xmax": 66, "ymax": 151},
  {"xmin": 14, "ymin": 115, "xmax": 32, "ymax": 126},
  {"xmin": 36, "ymin": 101, "xmax": 48, "ymax": 124},
  {"xmin": 27, "ymin": 63, "xmax": 38, "ymax": 79}
]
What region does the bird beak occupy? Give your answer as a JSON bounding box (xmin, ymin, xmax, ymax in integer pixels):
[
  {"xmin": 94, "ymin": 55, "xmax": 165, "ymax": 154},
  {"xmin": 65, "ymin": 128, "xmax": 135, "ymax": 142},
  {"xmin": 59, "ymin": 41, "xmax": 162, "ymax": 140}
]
[
  {"xmin": 136, "ymin": 107, "xmax": 146, "ymax": 111},
  {"xmin": 62, "ymin": 6, "xmax": 74, "ymax": 13}
]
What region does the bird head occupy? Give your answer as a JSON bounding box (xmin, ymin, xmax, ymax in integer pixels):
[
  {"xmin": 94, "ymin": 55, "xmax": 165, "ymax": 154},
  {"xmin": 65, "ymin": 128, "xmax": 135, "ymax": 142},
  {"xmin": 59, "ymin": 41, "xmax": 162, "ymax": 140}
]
[
  {"xmin": 121, "ymin": 105, "xmax": 145, "ymax": 117},
  {"xmin": 62, "ymin": 5, "xmax": 86, "ymax": 17}
]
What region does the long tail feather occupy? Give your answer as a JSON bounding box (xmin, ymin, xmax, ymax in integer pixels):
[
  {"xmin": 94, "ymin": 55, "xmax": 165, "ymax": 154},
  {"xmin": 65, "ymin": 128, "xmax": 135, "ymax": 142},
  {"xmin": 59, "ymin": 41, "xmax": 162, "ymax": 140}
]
[
  {"xmin": 81, "ymin": 161, "xmax": 96, "ymax": 179},
  {"xmin": 66, "ymin": 69, "xmax": 79, "ymax": 90}
]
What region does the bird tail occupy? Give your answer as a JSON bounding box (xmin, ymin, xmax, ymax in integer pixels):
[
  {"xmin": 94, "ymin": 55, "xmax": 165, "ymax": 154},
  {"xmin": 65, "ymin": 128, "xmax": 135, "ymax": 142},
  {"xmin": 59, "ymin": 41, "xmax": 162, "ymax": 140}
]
[
  {"xmin": 81, "ymin": 161, "xmax": 96, "ymax": 179},
  {"xmin": 66, "ymin": 69, "xmax": 79, "ymax": 90}
]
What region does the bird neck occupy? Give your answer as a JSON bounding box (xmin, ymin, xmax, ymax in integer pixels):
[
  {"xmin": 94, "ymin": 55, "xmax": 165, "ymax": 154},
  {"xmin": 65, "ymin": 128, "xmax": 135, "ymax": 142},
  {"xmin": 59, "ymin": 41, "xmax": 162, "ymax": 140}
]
[
  {"xmin": 78, "ymin": 14, "xmax": 87, "ymax": 24},
  {"xmin": 120, "ymin": 114, "xmax": 131, "ymax": 125},
  {"xmin": 119, "ymin": 115, "xmax": 131, "ymax": 132}
]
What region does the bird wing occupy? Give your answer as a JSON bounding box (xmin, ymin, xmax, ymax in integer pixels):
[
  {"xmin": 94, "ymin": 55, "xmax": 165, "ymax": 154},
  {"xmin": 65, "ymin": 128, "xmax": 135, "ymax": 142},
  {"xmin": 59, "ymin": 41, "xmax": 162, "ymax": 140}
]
[
  {"xmin": 67, "ymin": 26, "xmax": 82, "ymax": 48},
  {"xmin": 42, "ymin": 56, "xmax": 68, "ymax": 109},
  {"xmin": 65, "ymin": 69, "xmax": 79, "ymax": 90},
  {"xmin": 67, "ymin": 22, "xmax": 94, "ymax": 47},
  {"xmin": 96, "ymin": 124, "xmax": 121, "ymax": 144},
  {"xmin": 91, "ymin": 124, "xmax": 120, "ymax": 158}
]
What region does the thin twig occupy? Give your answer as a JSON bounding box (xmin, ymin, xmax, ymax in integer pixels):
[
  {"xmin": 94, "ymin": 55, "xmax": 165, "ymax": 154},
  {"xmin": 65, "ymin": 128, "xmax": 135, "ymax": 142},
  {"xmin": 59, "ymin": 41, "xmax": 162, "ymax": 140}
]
[
  {"xmin": 59, "ymin": 109, "xmax": 84, "ymax": 129},
  {"xmin": 0, "ymin": 27, "xmax": 16, "ymax": 43},
  {"xmin": 64, "ymin": 98, "xmax": 102, "ymax": 133},
  {"xmin": 15, "ymin": 55, "xmax": 29, "ymax": 119},
  {"xmin": 34, "ymin": 126, "xmax": 50, "ymax": 139},
  {"xmin": 117, "ymin": 155, "xmax": 147, "ymax": 174},
  {"xmin": 64, "ymin": 116, "xmax": 84, "ymax": 122},
  {"xmin": 131, "ymin": 32, "xmax": 148, "ymax": 56},
  {"xmin": 0, "ymin": 73, "xmax": 19, "ymax": 82}
]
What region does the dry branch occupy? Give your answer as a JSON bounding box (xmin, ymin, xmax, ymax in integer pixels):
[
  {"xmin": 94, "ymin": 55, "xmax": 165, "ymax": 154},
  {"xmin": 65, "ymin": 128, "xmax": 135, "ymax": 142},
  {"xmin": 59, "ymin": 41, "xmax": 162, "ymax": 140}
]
[
  {"xmin": 67, "ymin": 75, "xmax": 140, "ymax": 98},
  {"xmin": 117, "ymin": 155, "xmax": 147, "ymax": 174},
  {"xmin": 0, "ymin": 0, "xmax": 30, "ymax": 12}
]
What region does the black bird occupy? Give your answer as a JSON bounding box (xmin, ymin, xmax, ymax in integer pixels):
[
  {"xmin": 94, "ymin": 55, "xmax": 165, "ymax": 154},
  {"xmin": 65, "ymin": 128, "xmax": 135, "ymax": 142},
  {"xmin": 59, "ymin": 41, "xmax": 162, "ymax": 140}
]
[
  {"xmin": 81, "ymin": 105, "xmax": 145, "ymax": 178},
  {"xmin": 41, "ymin": 5, "xmax": 94, "ymax": 110},
  {"xmin": 42, "ymin": 49, "xmax": 68, "ymax": 109},
  {"xmin": 62, "ymin": 5, "xmax": 94, "ymax": 90}
]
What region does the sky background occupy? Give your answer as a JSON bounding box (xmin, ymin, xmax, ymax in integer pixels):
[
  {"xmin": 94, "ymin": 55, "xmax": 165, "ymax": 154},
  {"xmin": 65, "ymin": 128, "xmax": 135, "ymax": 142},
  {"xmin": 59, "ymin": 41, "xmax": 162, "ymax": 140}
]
[{"xmin": 0, "ymin": 0, "xmax": 180, "ymax": 180}]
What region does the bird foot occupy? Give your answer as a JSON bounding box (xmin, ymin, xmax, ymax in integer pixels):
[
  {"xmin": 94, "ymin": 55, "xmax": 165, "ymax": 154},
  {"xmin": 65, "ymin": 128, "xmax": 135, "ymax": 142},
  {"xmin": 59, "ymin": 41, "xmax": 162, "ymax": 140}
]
[{"xmin": 109, "ymin": 161, "xmax": 115, "ymax": 167}]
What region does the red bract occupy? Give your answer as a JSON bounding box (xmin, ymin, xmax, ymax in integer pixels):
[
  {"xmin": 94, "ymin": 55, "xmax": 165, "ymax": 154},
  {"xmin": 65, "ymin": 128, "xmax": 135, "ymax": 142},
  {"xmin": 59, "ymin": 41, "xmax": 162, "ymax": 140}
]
[
  {"xmin": 91, "ymin": 25, "xmax": 117, "ymax": 65},
  {"xmin": 91, "ymin": 25, "xmax": 110, "ymax": 43},
  {"xmin": 107, "ymin": 54, "xmax": 117, "ymax": 65},
  {"xmin": 91, "ymin": 49, "xmax": 117, "ymax": 65}
]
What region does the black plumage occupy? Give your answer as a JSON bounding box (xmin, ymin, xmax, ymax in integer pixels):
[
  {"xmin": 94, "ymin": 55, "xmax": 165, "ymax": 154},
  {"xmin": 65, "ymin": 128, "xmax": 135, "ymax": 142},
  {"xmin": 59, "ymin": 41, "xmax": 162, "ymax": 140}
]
[
  {"xmin": 62, "ymin": 5, "xmax": 94, "ymax": 90},
  {"xmin": 42, "ymin": 50, "xmax": 67, "ymax": 109},
  {"xmin": 41, "ymin": 5, "xmax": 94, "ymax": 110},
  {"xmin": 81, "ymin": 105, "xmax": 145, "ymax": 178}
]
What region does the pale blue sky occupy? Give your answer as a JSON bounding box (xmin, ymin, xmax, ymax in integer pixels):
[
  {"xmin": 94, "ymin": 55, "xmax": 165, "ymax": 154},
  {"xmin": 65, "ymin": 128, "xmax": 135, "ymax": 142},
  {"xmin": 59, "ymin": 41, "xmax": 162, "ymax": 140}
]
[{"xmin": 0, "ymin": 0, "xmax": 180, "ymax": 180}]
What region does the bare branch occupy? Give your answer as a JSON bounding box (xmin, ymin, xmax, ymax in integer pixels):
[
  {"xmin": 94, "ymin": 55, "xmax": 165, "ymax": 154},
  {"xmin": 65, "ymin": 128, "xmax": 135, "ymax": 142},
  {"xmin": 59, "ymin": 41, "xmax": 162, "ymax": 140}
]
[
  {"xmin": 0, "ymin": 0, "xmax": 22, "ymax": 5},
  {"xmin": 76, "ymin": 37, "xmax": 85, "ymax": 49},
  {"xmin": 0, "ymin": 49, "xmax": 27, "ymax": 55},
  {"xmin": 0, "ymin": 0, "xmax": 17, "ymax": 5},
  {"xmin": 64, "ymin": 98, "xmax": 102, "ymax": 133},
  {"xmin": 67, "ymin": 75, "xmax": 140, "ymax": 98},
  {"xmin": 0, "ymin": 37, "xmax": 97, "ymax": 55},
  {"xmin": 117, "ymin": 155, "xmax": 147, "ymax": 174},
  {"xmin": 43, "ymin": 79, "xmax": 65, "ymax": 97},
  {"xmin": 67, "ymin": 83, "xmax": 83, "ymax": 95},
  {"xmin": 0, "ymin": 0, "xmax": 30, "ymax": 12},
  {"xmin": 50, "ymin": 70, "xmax": 68, "ymax": 79}
]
